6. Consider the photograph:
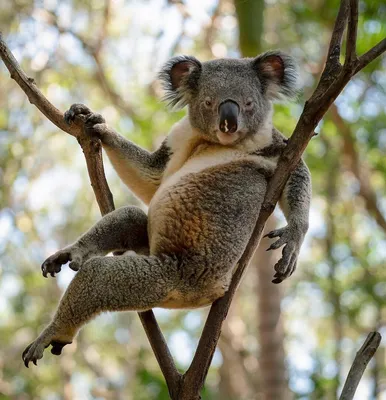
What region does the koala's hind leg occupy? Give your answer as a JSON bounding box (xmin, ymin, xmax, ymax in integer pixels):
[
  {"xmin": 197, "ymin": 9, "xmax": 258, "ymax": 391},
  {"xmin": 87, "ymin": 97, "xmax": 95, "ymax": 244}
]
[
  {"xmin": 42, "ymin": 206, "xmax": 149, "ymax": 277},
  {"xmin": 23, "ymin": 253, "xmax": 180, "ymax": 367}
]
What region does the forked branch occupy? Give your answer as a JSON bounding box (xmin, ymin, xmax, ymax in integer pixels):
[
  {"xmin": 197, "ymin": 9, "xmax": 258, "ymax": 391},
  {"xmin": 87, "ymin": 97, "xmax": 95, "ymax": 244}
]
[{"xmin": 0, "ymin": 0, "xmax": 385, "ymax": 397}]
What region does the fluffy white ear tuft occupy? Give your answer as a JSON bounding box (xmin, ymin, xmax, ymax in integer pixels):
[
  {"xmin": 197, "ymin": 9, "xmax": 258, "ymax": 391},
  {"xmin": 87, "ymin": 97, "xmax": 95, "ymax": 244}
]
[
  {"xmin": 158, "ymin": 56, "xmax": 202, "ymax": 109},
  {"xmin": 253, "ymin": 51, "xmax": 299, "ymax": 100}
]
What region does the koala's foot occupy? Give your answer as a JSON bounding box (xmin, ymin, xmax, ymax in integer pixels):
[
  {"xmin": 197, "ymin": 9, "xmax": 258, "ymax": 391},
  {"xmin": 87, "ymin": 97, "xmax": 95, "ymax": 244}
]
[
  {"xmin": 42, "ymin": 245, "xmax": 89, "ymax": 277},
  {"xmin": 265, "ymin": 225, "xmax": 304, "ymax": 284},
  {"xmin": 22, "ymin": 326, "xmax": 72, "ymax": 367},
  {"xmin": 64, "ymin": 103, "xmax": 105, "ymax": 129},
  {"xmin": 64, "ymin": 103, "xmax": 92, "ymax": 124}
]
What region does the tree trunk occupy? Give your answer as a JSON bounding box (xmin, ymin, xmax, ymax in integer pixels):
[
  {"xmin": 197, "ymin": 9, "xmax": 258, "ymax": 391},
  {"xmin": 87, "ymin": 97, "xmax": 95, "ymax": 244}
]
[{"xmin": 255, "ymin": 216, "xmax": 290, "ymax": 400}]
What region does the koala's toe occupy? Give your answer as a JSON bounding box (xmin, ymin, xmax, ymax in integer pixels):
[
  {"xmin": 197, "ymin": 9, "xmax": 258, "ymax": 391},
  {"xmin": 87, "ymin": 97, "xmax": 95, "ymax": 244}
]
[
  {"xmin": 264, "ymin": 228, "xmax": 285, "ymax": 239},
  {"xmin": 69, "ymin": 257, "xmax": 82, "ymax": 271},
  {"xmin": 51, "ymin": 341, "xmax": 71, "ymax": 356},
  {"xmin": 85, "ymin": 113, "xmax": 105, "ymax": 127},
  {"xmin": 41, "ymin": 250, "xmax": 71, "ymax": 278},
  {"xmin": 272, "ymin": 245, "xmax": 297, "ymax": 283},
  {"xmin": 266, "ymin": 237, "xmax": 286, "ymax": 251},
  {"xmin": 64, "ymin": 104, "xmax": 92, "ymax": 125},
  {"xmin": 63, "ymin": 110, "xmax": 75, "ymax": 125},
  {"xmin": 22, "ymin": 340, "xmax": 46, "ymax": 368}
]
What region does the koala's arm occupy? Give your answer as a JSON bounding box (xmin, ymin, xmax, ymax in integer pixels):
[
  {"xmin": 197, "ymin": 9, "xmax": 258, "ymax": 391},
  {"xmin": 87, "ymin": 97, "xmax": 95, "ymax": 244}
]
[
  {"xmin": 101, "ymin": 129, "xmax": 170, "ymax": 203},
  {"xmin": 266, "ymin": 159, "xmax": 311, "ymax": 283},
  {"xmin": 65, "ymin": 104, "xmax": 171, "ymax": 204},
  {"xmin": 279, "ymin": 160, "xmax": 311, "ymax": 233}
]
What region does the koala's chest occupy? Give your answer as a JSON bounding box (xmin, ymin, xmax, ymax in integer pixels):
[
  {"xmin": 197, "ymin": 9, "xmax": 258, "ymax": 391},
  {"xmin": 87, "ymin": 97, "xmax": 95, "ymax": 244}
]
[{"xmin": 147, "ymin": 146, "xmax": 276, "ymax": 254}]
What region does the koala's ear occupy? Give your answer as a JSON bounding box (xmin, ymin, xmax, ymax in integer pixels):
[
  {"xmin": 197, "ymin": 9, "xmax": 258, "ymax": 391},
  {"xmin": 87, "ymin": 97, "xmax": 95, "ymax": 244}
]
[
  {"xmin": 158, "ymin": 56, "xmax": 202, "ymax": 109},
  {"xmin": 252, "ymin": 51, "xmax": 299, "ymax": 100}
]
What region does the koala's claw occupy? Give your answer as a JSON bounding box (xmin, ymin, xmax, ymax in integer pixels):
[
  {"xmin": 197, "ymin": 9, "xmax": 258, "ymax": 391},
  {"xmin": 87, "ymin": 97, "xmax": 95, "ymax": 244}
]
[
  {"xmin": 64, "ymin": 103, "xmax": 92, "ymax": 125},
  {"xmin": 22, "ymin": 337, "xmax": 71, "ymax": 367},
  {"xmin": 85, "ymin": 113, "xmax": 105, "ymax": 127},
  {"xmin": 265, "ymin": 226, "xmax": 303, "ymax": 284},
  {"xmin": 41, "ymin": 246, "xmax": 83, "ymax": 278},
  {"xmin": 22, "ymin": 342, "xmax": 41, "ymax": 367}
]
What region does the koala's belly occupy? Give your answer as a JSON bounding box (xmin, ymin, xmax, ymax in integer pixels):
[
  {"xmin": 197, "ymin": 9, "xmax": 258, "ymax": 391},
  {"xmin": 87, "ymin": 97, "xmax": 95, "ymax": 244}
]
[{"xmin": 148, "ymin": 159, "xmax": 268, "ymax": 267}]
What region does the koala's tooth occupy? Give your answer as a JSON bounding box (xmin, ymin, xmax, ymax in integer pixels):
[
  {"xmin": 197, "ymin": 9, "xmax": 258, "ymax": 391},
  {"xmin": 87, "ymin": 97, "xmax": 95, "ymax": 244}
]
[{"xmin": 224, "ymin": 120, "xmax": 229, "ymax": 133}]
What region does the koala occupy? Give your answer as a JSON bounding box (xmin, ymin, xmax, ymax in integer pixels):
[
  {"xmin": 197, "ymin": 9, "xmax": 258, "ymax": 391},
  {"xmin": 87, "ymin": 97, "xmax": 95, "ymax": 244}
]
[{"xmin": 22, "ymin": 51, "xmax": 311, "ymax": 367}]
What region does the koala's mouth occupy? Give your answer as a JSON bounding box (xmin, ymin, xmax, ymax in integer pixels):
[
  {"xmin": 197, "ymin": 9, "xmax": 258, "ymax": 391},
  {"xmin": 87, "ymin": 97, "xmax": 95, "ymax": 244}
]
[{"xmin": 216, "ymin": 130, "xmax": 242, "ymax": 145}]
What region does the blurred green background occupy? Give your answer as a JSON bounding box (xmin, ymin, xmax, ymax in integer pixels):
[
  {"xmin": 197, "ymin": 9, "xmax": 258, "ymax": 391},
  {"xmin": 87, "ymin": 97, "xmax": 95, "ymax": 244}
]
[{"xmin": 0, "ymin": 0, "xmax": 385, "ymax": 399}]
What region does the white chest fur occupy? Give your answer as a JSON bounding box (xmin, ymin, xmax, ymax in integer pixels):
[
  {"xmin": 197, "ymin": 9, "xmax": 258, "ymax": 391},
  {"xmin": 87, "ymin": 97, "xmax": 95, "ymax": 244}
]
[{"xmin": 149, "ymin": 117, "xmax": 277, "ymax": 212}]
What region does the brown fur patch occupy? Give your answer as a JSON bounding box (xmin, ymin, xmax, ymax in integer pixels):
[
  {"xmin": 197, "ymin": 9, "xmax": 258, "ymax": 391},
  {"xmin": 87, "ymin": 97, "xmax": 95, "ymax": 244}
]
[{"xmin": 159, "ymin": 285, "xmax": 227, "ymax": 309}]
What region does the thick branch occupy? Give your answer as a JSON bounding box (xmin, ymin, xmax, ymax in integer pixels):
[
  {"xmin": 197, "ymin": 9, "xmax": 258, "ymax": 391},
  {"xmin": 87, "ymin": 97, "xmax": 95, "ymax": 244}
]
[
  {"xmin": 345, "ymin": 0, "xmax": 358, "ymax": 64},
  {"xmin": 0, "ymin": 32, "xmax": 180, "ymax": 398},
  {"xmin": 339, "ymin": 332, "xmax": 381, "ymax": 400}
]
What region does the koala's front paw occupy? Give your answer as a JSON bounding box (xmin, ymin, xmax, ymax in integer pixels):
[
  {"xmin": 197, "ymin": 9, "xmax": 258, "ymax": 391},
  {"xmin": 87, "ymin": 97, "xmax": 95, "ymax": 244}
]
[
  {"xmin": 64, "ymin": 103, "xmax": 92, "ymax": 125},
  {"xmin": 22, "ymin": 331, "xmax": 71, "ymax": 367},
  {"xmin": 41, "ymin": 245, "xmax": 85, "ymax": 278},
  {"xmin": 64, "ymin": 104, "xmax": 105, "ymax": 130},
  {"xmin": 265, "ymin": 226, "xmax": 304, "ymax": 284}
]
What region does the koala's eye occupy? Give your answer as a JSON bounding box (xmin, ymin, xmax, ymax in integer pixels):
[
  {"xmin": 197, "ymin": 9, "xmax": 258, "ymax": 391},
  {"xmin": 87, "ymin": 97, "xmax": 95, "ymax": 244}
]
[
  {"xmin": 245, "ymin": 99, "xmax": 254, "ymax": 109},
  {"xmin": 204, "ymin": 99, "xmax": 212, "ymax": 108}
]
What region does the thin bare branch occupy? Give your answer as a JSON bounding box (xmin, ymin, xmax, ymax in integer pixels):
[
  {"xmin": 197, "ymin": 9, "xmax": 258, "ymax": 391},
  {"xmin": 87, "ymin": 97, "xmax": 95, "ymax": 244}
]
[
  {"xmin": 330, "ymin": 104, "xmax": 386, "ymax": 234},
  {"xmin": 355, "ymin": 38, "xmax": 386, "ymax": 73},
  {"xmin": 345, "ymin": 0, "xmax": 358, "ymax": 64},
  {"xmin": 339, "ymin": 332, "xmax": 381, "ymax": 400},
  {"xmin": 314, "ymin": 0, "xmax": 348, "ymax": 97},
  {"xmin": 45, "ymin": 10, "xmax": 137, "ymax": 118},
  {"xmin": 0, "ymin": 32, "xmax": 79, "ymax": 138},
  {"xmin": 0, "ymin": 32, "xmax": 179, "ymax": 398},
  {"xmin": 95, "ymin": 0, "xmax": 112, "ymax": 57}
]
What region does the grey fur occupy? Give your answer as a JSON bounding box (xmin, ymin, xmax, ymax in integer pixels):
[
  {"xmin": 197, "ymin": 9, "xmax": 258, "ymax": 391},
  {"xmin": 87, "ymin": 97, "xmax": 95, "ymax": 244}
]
[
  {"xmin": 159, "ymin": 51, "xmax": 299, "ymax": 145},
  {"xmin": 23, "ymin": 51, "xmax": 311, "ymax": 367}
]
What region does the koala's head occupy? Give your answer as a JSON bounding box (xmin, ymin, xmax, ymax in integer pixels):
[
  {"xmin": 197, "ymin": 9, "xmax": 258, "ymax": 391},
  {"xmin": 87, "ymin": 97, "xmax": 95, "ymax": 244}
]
[{"xmin": 159, "ymin": 51, "xmax": 298, "ymax": 145}]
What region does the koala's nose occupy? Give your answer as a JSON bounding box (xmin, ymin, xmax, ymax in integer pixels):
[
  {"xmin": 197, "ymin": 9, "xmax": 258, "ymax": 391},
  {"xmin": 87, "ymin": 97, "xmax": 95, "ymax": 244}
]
[{"xmin": 218, "ymin": 100, "xmax": 239, "ymax": 134}]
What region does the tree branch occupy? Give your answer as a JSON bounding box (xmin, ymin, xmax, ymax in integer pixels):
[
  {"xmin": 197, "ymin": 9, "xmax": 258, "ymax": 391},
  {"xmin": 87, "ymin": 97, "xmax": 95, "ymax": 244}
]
[
  {"xmin": 345, "ymin": 0, "xmax": 358, "ymax": 64},
  {"xmin": 0, "ymin": 31, "xmax": 180, "ymax": 398},
  {"xmin": 0, "ymin": 33, "xmax": 80, "ymax": 138},
  {"xmin": 313, "ymin": 0, "xmax": 348, "ymax": 97},
  {"xmin": 43, "ymin": 9, "xmax": 137, "ymax": 119},
  {"xmin": 330, "ymin": 104, "xmax": 386, "ymax": 234},
  {"xmin": 355, "ymin": 38, "xmax": 386, "ymax": 73},
  {"xmin": 339, "ymin": 332, "xmax": 381, "ymax": 400}
]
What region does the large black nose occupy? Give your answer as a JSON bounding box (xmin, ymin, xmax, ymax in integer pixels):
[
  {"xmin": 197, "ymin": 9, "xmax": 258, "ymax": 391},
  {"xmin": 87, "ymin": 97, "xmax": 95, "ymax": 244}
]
[{"xmin": 219, "ymin": 100, "xmax": 239, "ymax": 134}]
